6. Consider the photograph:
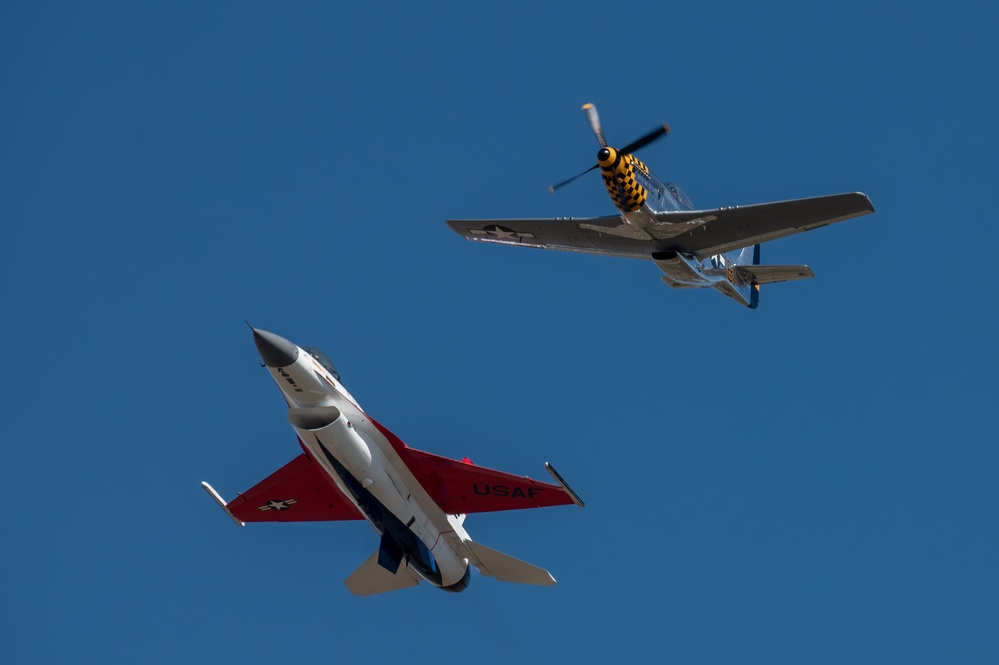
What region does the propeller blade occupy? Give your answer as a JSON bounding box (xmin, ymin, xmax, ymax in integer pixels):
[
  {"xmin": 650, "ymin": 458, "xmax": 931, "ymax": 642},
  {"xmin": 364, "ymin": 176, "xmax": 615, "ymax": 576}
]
[
  {"xmin": 581, "ymin": 103, "xmax": 607, "ymax": 148},
  {"xmin": 619, "ymin": 122, "xmax": 670, "ymax": 156},
  {"xmin": 549, "ymin": 163, "xmax": 599, "ymax": 193}
]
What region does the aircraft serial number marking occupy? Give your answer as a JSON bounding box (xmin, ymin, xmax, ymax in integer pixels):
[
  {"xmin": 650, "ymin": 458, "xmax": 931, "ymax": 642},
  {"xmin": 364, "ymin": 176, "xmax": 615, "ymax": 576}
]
[{"xmin": 277, "ymin": 367, "xmax": 304, "ymax": 393}]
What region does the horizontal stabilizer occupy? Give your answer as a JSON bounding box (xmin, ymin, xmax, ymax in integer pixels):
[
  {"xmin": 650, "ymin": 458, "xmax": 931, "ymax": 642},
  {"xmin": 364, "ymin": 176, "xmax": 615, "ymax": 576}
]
[
  {"xmin": 464, "ymin": 539, "xmax": 556, "ymax": 587},
  {"xmin": 736, "ymin": 264, "xmax": 814, "ymax": 285},
  {"xmin": 344, "ymin": 550, "xmax": 421, "ymax": 596}
]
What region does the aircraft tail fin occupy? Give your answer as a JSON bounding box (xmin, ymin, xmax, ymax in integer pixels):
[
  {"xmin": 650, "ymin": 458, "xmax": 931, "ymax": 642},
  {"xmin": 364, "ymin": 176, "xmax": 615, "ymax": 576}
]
[
  {"xmin": 710, "ymin": 244, "xmax": 762, "ymax": 308},
  {"xmin": 725, "ymin": 243, "xmax": 760, "ymax": 268},
  {"xmin": 729, "ymin": 245, "xmax": 813, "ymax": 309},
  {"xmin": 750, "ymin": 280, "xmax": 759, "ymax": 309},
  {"xmin": 463, "ymin": 539, "xmax": 556, "ymax": 587},
  {"xmin": 344, "ymin": 550, "xmax": 421, "ymax": 596},
  {"xmin": 749, "ymin": 244, "xmax": 761, "ymax": 308}
]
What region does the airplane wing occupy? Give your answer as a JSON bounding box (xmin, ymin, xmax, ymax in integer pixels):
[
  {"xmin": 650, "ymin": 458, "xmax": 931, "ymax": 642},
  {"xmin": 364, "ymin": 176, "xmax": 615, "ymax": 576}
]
[
  {"xmin": 650, "ymin": 192, "xmax": 875, "ymax": 258},
  {"xmin": 446, "ymin": 192, "xmax": 873, "ymax": 259},
  {"xmin": 399, "ymin": 448, "xmax": 577, "ymax": 514},
  {"xmin": 222, "ymin": 453, "xmax": 365, "ymax": 523},
  {"xmin": 445, "ymin": 215, "xmax": 654, "ymax": 259}
]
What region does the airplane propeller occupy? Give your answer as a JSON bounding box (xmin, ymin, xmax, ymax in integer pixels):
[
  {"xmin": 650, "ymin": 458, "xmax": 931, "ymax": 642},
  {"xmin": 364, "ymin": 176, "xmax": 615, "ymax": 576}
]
[
  {"xmin": 582, "ymin": 103, "xmax": 607, "ymax": 148},
  {"xmin": 549, "ymin": 103, "xmax": 670, "ymax": 193}
]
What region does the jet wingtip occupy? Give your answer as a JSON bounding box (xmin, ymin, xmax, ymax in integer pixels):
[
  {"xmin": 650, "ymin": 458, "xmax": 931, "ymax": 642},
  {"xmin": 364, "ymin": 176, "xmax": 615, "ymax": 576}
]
[
  {"xmin": 544, "ymin": 462, "xmax": 586, "ymax": 508},
  {"xmin": 201, "ymin": 481, "xmax": 245, "ymax": 527}
]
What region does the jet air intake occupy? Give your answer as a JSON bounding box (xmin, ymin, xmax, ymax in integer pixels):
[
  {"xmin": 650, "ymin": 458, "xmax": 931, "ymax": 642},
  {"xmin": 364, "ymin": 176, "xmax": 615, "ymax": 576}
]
[{"xmin": 288, "ymin": 406, "xmax": 376, "ymax": 480}]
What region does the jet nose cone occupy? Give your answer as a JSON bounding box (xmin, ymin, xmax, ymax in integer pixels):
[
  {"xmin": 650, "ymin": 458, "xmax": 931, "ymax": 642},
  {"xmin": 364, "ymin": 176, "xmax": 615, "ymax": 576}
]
[{"xmin": 252, "ymin": 328, "xmax": 300, "ymax": 367}]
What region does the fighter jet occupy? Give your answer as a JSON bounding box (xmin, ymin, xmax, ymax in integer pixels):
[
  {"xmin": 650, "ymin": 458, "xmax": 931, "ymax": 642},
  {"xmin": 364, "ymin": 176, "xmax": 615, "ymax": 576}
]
[
  {"xmin": 447, "ymin": 103, "xmax": 875, "ymax": 308},
  {"xmin": 202, "ymin": 328, "xmax": 584, "ymax": 596}
]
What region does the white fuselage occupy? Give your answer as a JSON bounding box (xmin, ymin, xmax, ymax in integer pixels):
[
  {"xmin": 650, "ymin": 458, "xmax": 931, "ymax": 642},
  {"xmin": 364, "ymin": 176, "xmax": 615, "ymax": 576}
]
[{"xmin": 269, "ymin": 345, "xmax": 472, "ymax": 589}]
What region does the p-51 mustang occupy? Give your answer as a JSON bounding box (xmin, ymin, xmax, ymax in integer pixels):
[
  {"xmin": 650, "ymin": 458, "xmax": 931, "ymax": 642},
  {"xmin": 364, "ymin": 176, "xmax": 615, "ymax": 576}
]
[
  {"xmin": 447, "ymin": 104, "xmax": 875, "ymax": 308},
  {"xmin": 202, "ymin": 328, "xmax": 583, "ymax": 595}
]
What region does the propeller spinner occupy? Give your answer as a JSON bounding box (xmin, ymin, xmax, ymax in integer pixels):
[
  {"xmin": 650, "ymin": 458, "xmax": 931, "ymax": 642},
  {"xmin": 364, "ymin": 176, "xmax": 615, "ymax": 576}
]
[{"xmin": 549, "ymin": 103, "xmax": 670, "ymax": 193}]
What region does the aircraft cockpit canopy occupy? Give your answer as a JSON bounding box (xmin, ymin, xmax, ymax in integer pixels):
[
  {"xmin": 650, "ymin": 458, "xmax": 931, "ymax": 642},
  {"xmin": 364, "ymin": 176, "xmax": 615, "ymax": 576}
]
[
  {"xmin": 303, "ymin": 346, "xmax": 341, "ymax": 382},
  {"xmin": 664, "ymin": 182, "xmax": 694, "ymax": 210}
]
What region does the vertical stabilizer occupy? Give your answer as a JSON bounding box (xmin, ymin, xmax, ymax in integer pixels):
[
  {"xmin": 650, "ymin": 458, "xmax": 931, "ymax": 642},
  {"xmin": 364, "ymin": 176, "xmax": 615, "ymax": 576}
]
[
  {"xmin": 710, "ymin": 243, "xmax": 762, "ymax": 308},
  {"xmin": 733, "ymin": 240, "xmax": 813, "ymax": 309},
  {"xmin": 750, "ymin": 244, "xmax": 761, "ymax": 309}
]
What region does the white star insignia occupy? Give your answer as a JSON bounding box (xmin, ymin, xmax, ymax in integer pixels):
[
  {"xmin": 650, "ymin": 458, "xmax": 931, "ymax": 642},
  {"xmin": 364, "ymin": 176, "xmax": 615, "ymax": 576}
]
[
  {"xmin": 469, "ymin": 225, "xmax": 535, "ymax": 240},
  {"xmin": 258, "ymin": 498, "xmax": 298, "ymax": 511}
]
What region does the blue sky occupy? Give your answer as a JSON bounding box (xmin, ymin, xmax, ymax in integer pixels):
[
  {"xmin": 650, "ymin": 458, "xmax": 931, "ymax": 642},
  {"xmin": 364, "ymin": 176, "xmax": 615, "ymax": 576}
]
[{"xmin": 3, "ymin": 1, "xmax": 997, "ymax": 662}]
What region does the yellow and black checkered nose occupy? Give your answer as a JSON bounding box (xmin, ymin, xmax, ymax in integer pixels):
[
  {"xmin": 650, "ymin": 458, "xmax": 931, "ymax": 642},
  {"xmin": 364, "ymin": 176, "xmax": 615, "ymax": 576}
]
[{"xmin": 598, "ymin": 147, "xmax": 649, "ymax": 213}]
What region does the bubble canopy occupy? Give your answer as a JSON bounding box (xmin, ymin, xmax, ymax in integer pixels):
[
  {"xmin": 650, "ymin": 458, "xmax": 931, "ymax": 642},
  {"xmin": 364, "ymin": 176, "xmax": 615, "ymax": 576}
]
[{"xmin": 302, "ymin": 346, "xmax": 341, "ymax": 382}]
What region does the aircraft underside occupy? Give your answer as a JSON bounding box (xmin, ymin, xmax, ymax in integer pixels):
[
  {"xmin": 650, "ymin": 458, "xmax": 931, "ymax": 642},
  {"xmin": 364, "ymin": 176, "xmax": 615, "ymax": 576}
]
[
  {"xmin": 311, "ymin": 438, "xmax": 472, "ymax": 592},
  {"xmin": 203, "ymin": 328, "xmax": 582, "ymax": 596},
  {"xmin": 447, "ymin": 102, "xmax": 874, "ymax": 309}
]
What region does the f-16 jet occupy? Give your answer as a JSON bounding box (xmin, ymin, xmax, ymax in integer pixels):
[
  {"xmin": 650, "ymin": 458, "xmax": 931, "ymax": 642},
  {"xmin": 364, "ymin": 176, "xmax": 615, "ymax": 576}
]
[
  {"xmin": 202, "ymin": 328, "xmax": 583, "ymax": 595},
  {"xmin": 447, "ymin": 103, "xmax": 874, "ymax": 308}
]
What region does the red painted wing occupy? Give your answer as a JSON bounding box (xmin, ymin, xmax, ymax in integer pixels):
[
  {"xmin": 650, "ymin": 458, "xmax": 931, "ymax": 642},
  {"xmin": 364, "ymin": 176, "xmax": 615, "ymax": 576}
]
[
  {"xmin": 366, "ymin": 417, "xmax": 574, "ymax": 514},
  {"xmin": 226, "ymin": 453, "xmax": 364, "ymax": 522},
  {"xmin": 400, "ymin": 448, "xmax": 575, "ymax": 514}
]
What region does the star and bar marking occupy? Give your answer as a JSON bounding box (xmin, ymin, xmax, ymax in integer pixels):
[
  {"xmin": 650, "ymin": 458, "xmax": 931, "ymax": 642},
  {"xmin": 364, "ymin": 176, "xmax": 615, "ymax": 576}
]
[
  {"xmin": 258, "ymin": 499, "xmax": 298, "ymax": 512},
  {"xmin": 469, "ymin": 225, "xmax": 535, "ymax": 241}
]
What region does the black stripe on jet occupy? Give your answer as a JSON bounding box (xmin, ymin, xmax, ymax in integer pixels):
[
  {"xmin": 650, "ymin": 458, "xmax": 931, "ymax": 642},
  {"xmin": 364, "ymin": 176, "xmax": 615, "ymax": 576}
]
[{"xmin": 313, "ymin": 434, "xmax": 445, "ymax": 586}]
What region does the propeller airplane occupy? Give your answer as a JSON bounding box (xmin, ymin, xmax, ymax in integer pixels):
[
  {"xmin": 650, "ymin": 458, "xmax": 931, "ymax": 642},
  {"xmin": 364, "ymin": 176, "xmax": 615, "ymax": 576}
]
[{"xmin": 447, "ymin": 103, "xmax": 875, "ymax": 308}]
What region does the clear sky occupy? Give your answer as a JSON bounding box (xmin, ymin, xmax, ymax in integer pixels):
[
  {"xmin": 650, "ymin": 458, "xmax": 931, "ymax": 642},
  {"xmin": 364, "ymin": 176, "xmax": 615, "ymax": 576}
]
[{"xmin": 3, "ymin": 2, "xmax": 997, "ymax": 663}]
